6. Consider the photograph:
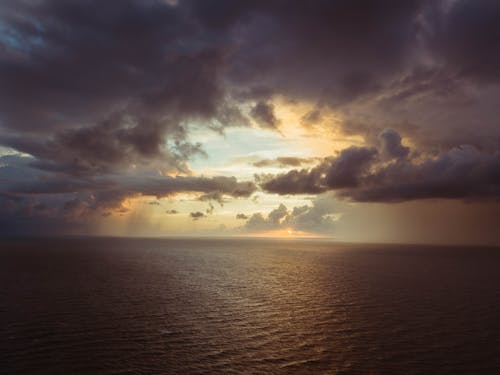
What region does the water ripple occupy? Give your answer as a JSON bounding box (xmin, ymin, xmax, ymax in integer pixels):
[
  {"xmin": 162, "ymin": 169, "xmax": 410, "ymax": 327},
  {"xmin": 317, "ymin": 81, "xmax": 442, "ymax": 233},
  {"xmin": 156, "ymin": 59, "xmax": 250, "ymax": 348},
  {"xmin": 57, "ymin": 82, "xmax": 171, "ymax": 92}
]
[{"xmin": 1, "ymin": 238, "xmax": 500, "ymax": 373}]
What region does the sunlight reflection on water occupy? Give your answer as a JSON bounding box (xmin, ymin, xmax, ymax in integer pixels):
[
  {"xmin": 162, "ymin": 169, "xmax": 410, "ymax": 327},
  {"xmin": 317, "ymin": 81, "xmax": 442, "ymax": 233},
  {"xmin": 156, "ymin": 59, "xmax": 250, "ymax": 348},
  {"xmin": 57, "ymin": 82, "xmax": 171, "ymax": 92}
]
[{"xmin": 1, "ymin": 238, "xmax": 500, "ymax": 373}]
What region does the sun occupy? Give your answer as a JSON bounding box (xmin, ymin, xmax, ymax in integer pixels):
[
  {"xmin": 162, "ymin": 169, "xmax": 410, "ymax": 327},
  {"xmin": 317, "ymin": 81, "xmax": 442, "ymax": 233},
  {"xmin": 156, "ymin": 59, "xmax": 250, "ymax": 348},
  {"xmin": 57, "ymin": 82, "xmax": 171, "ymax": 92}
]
[{"xmin": 241, "ymin": 228, "xmax": 332, "ymax": 239}]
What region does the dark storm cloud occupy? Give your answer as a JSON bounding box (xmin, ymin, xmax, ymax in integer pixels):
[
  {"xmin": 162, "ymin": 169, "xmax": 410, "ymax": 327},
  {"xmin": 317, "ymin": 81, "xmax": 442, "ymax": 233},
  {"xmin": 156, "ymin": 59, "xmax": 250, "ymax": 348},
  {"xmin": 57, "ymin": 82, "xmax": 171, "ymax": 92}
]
[
  {"xmin": 260, "ymin": 130, "xmax": 500, "ymax": 202},
  {"xmin": 190, "ymin": 211, "xmax": 206, "ymax": 220},
  {"xmin": 236, "ymin": 213, "xmax": 248, "ymax": 220},
  {"xmin": 0, "ymin": 154, "xmax": 257, "ymax": 233},
  {"xmin": 0, "ymin": 0, "xmax": 231, "ymax": 179},
  {"xmin": 0, "ymin": 0, "xmax": 265, "ymax": 232},
  {"xmin": 257, "ymin": 166, "xmax": 328, "ymax": 195},
  {"xmin": 127, "ymin": 175, "xmax": 257, "ymax": 200},
  {"xmin": 2, "ymin": 0, "xmax": 500, "ymax": 234},
  {"xmin": 227, "ymin": 0, "xmax": 424, "ymax": 103},
  {"xmin": 198, "ymin": 191, "xmax": 223, "ymax": 203},
  {"xmin": 325, "ymin": 147, "xmax": 378, "ymax": 189},
  {"xmin": 343, "ymin": 146, "xmax": 500, "ymax": 202},
  {"xmin": 1, "ymin": 0, "xmax": 498, "ymax": 148},
  {"xmin": 0, "ymin": 196, "xmax": 90, "ymax": 235},
  {"xmin": 429, "ymin": 0, "xmax": 500, "ymax": 82},
  {"xmin": 3, "ymin": 172, "xmax": 257, "ymax": 202},
  {"xmin": 378, "ymin": 129, "xmax": 410, "ymax": 160},
  {"xmin": 1, "ymin": 157, "xmax": 257, "ymax": 220},
  {"xmin": 258, "ymin": 146, "xmax": 379, "ymax": 195},
  {"xmin": 0, "ymin": 116, "xmax": 204, "ymax": 175},
  {"xmin": 249, "ymin": 101, "xmax": 279, "ymax": 129},
  {"xmin": 0, "ymin": 0, "xmax": 224, "ymax": 125},
  {"xmin": 253, "ymin": 157, "xmax": 318, "ymax": 168}
]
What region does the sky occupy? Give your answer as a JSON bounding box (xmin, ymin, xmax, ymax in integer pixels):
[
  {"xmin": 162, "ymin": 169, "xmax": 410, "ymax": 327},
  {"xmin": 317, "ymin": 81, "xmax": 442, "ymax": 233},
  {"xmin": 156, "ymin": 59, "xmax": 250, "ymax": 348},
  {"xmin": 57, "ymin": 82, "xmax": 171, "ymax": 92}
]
[{"xmin": 1, "ymin": 0, "xmax": 500, "ymax": 244}]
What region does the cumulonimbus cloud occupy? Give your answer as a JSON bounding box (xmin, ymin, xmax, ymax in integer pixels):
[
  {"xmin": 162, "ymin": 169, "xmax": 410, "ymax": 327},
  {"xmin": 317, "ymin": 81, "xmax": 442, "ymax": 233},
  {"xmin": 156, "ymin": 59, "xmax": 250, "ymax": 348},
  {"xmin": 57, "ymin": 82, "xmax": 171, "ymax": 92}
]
[
  {"xmin": 260, "ymin": 130, "xmax": 500, "ymax": 202},
  {"xmin": 3, "ymin": 0, "xmax": 500, "ymax": 234}
]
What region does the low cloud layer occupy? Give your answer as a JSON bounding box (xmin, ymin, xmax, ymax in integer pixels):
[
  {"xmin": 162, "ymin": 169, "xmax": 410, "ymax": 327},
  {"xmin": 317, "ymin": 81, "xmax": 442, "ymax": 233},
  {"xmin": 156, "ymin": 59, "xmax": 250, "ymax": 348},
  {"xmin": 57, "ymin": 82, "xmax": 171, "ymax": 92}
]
[
  {"xmin": 260, "ymin": 130, "xmax": 500, "ymax": 202},
  {"xmin": 243, "ymin": 197, "xmax": 337, "ymax": 234},
  {"xmin": 190, "ymin": 211, "xmax": 207, "ymax": 220},
  {"xmin": 0, "ymin": 153, "xmax": 256, "ymax": 234},
  {"xmin": 2, "ymin": 0, "xmax": 500, "ymax": 236},
  {"xmin": 253, "ymin": 157, "xmax": 319, "ymax": 168}
]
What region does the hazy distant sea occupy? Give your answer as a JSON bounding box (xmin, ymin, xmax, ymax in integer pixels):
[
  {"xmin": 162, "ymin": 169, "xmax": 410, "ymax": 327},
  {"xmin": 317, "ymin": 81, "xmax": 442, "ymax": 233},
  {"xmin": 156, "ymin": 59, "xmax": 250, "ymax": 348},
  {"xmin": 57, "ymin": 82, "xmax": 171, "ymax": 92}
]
[{"xmin": 1, "ymin": 238, "xmax": 500, "ymax": 374}]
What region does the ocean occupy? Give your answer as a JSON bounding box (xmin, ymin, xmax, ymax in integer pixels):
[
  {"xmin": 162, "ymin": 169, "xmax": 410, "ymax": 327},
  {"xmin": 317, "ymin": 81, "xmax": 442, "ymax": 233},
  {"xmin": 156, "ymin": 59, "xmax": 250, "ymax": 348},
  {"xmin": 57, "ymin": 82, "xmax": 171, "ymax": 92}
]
[{"xmin": 1, "ymin": 237, "xmax": 499, "ymax": 374}]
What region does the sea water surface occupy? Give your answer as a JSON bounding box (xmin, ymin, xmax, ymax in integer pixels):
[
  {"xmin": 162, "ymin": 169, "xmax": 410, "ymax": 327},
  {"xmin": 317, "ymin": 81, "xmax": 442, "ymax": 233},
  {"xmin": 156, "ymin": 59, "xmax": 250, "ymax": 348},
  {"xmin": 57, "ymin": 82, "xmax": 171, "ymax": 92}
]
[{"xmin": 1, "ymin": 237, "xmax": 500, "ymax": 374}]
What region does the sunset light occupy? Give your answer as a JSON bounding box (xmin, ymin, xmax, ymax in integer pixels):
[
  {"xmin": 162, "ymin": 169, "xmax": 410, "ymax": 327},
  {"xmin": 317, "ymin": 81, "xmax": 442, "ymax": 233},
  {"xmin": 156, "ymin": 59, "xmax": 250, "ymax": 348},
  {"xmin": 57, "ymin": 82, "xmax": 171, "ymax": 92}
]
[
  {"xmin": 242, "ymin": 228, "xmax": 332, "ymax": 239},
  {"xmin": 2, "ymin": 0, "xmax": 500, "ymax": 373}
]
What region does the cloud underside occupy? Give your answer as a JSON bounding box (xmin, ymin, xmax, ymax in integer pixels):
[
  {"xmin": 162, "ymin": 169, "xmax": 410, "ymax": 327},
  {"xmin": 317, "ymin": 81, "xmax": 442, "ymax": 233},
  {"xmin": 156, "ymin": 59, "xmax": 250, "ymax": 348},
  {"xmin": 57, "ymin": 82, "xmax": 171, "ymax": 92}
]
[
  {"xmin": 260, "ymin": 129, "xmax": 500, "ymax": 202},
  {"xmin": 0, "ymin": 153, "xmax": 256, "ymax": 234},
  {"xmin": 2, "ymin": 0, "xmax": 500, "ymax": 233}
]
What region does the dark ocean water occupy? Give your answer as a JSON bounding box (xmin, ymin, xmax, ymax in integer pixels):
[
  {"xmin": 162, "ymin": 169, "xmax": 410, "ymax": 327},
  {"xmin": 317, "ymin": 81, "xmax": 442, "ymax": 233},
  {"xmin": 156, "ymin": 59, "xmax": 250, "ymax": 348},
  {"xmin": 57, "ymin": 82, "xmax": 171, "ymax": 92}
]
[{"xmin": 1, "ymin": 238, "xmax": 500, "ymax": 374}]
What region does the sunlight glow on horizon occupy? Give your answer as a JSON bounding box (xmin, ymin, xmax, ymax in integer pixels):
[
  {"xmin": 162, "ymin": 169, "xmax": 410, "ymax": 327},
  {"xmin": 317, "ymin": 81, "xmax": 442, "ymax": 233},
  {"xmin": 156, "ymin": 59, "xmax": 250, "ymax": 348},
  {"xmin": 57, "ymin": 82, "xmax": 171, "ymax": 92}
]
[{"xmin": 240, "ymin": 228, "xmax": 333, "ymax": 239}]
